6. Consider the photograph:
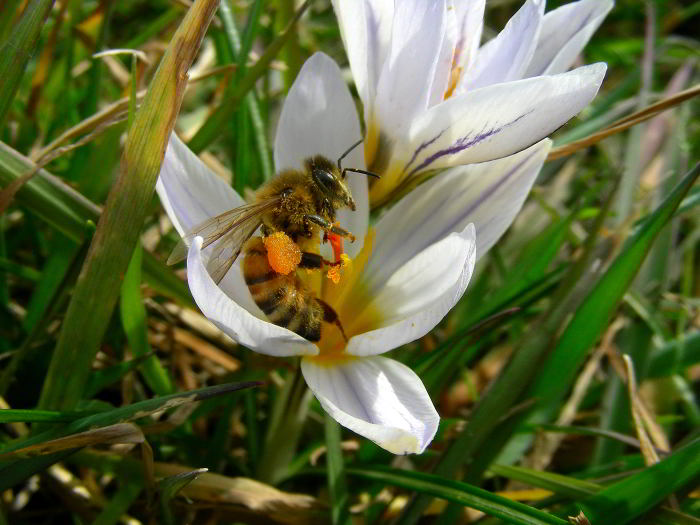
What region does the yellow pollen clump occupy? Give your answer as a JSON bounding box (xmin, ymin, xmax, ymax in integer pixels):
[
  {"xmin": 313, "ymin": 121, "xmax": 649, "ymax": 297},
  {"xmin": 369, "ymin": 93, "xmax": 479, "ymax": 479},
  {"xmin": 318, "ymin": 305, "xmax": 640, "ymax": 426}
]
[
  {"xmin": 263, "ymin": 232, "xmax": 301, "ymax": 275},
  {"xmin": 326, "ymin": 253, "xmax": 352, "ymax": 284}
]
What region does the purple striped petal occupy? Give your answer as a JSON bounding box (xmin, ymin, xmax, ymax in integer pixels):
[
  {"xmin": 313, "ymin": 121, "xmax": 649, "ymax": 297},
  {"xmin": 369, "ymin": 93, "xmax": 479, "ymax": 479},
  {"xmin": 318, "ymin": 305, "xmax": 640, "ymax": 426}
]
[
  {"xmin": 364, "ymin": 139, "xmax": 550, "ymax": 295},
  {"xmin": 397, "ymin": 63, "xmax": 605, "ymax": 175}
]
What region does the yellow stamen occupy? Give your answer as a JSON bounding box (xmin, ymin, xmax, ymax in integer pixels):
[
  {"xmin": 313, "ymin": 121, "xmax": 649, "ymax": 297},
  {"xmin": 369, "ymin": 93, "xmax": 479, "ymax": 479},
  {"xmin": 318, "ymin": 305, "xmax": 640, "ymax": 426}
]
[
  {"xmin": 325, "ymin": 253, "xmax": 352, "ymax": 284},
  {"xmin": 308, "ymin": 230, "xmax": 382, "ymax": 366}
]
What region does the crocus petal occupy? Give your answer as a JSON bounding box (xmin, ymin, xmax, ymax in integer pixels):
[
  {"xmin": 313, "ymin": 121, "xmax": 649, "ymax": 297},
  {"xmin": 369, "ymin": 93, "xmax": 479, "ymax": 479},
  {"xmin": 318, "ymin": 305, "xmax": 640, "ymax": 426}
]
[
  {"xmin": 525, "ymin": 0, "xmax": 613, "ymax": 77},
  {"xmin": 274, "ymin": 52, "xmax": 368, "ymax": 256},
  {"xmin": 156, "ymin": 133, "xmax": 244, "ymax": 237},
  {"xmin": 187, "ymin": 237, "xmax": 319, "ymax": 357},
  {"xmin": 453, "ymin": 0, "xmax": 485, "ymax": 77},
  {"xmin": 397, "ymin": 63, "xmax": 606, "ymax": 176},
  {"xmin": 301, "ymin": 356, "xmax": 438, "ymax": 454},
  {"xmin": 347, "ymin": 224, "xmax": 475, "ymax": 357},
  {"xmin": 427, "ymin": 0, "xmax": 457, "ymax": 107},
  {"xmin": 331, "ymin": 0, "xmax": 393, "ymax": 118},
  {"xmin": 375, "ymin": 0, "xmax": 447, "ymax": 136},
  {"xmin": 367, "ymin": 139, "xmax": 550, "ymax": 290},
  {"xmin": 458, "ymin": 0, "xmax": 544, "ymax": 92},
  {"xmin": 274, "ymin": 52, "xmax": 363, "ymax": 174}
]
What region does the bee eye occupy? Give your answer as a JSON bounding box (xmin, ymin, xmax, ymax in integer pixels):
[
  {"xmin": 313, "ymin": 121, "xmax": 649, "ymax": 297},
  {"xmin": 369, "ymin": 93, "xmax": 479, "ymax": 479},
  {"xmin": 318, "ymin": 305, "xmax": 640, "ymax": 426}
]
[{"xmin": 312, "ymin": 169, "xmax": 336, "ymax": 192}]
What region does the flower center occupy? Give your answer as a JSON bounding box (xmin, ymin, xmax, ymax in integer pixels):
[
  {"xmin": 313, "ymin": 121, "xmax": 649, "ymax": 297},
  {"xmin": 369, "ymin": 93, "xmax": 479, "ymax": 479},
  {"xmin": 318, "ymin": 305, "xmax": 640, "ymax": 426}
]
[{"xmin": 308, "ymin": 229, "xmax": 382, "ymax": 365}]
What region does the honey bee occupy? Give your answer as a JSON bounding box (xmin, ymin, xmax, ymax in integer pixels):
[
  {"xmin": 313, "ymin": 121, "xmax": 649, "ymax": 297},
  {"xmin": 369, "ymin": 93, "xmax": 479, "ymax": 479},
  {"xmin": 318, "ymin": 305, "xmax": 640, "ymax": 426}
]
[{"xmin": 168, "ymin": 139, "xmax": 378, "ymax": 342}]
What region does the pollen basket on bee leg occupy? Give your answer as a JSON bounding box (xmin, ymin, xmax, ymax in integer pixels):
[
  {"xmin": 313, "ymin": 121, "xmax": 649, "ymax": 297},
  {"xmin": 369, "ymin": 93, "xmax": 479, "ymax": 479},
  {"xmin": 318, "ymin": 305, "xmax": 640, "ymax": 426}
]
[{"xmin": 263, "ymin": 232, "xmax": 302, "ymax": 275}]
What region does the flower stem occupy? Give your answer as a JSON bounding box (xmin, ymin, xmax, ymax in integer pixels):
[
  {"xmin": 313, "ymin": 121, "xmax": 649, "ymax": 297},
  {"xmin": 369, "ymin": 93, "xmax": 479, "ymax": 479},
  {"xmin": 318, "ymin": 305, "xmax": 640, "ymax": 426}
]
[{"xmin": 256, "ymin": 365, "xmax": 311, "ymax": 484}]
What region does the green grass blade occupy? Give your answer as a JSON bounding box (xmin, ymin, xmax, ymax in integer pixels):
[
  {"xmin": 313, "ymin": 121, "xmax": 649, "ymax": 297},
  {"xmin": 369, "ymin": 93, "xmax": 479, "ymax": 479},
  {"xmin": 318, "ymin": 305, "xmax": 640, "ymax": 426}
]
[
  {"xmin": 124, "ymin": 7, "xmax": 181, "ymax": 50},
  {"xmin": 0, "ymin": 409, "xmax": 91, "ymax": 424},
  {"xmin": 36, "ymin": 0, "xmax": 220, "ymax": 412},
  {"xmin": 85, "ymin": 353, "xmax": 157, "ymax": 398},
  {"xmin": 528, "ymin": 162, "xmax": 700, "ymax": 420},
  {"xmin": 21, "ymin": 234, "xmax": 79, "ymax": 332},
  {"xmin": 0, "ymin": 383, "xmax": 257, "ymax": 491},
  {"xmin": 188, "ymin": 1, "xmax": 308, "ymax": 154},
  {"xmin": 0, "ymin": 256, "xmax": 40, "ymax": 281},
  {"xmin": 490, "ymin": 464, "xmax": 700, "ymax": 525},
  {"xmin": 2, "ymin": 382, "xmax": 261, "ymax": 455},
  {"xmin": 579, "ymin": 438, "xmax": 700, "ymax": 525},
  {"xmin": 647, "ymin": 331, "xmax": 700, "ymax": 378},
  {"xmin": 490, "ymin": 464, "xmax": 599, "ymax": 499},
  {"xmin": 0, "ymin": 0, "xmax": 55, "ymax": 127},
  {"xmin": 157, "ymin": 468, "xmax": 207, "ymax": 525},
  {"xmin": 0, "ymin": 233, "xmax": 91, "ymax": 397},
  {"xmin": 325, "ymin": 413, "xmax": 350, "ymax": 525},
  {"xmin": 218, "ymin": 0, "xmax": 273, "ymax": 180},
  {"xmin": 274, "ymin": 0, "xmax": 304, "ymax": 90},
  {"xmin": 347, "ymin": 466, "xmax": 569, "ymax": 525},
  {"xmin": 0, "ymin": 0, "xmax": 25, "ymax": 43},
  {"xmin": 0, "ymin": 451, "xmax": 75, "ymax": 492},
  {"xmin": 120, "ymin": 244, "xmax": 173, "ymax": 395},
  {"xmin": 0, "ymin": 142, "xmax": 194, "ymax": 307},
  {"xmin": 91, "ymin": 477, "xmax": 144, "ymax": 525}
]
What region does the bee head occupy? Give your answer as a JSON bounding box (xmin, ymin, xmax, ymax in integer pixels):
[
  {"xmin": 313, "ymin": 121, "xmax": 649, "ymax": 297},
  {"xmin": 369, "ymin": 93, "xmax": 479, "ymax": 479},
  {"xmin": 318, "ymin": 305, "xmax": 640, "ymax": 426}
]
[{"xmin": 307, "ymin": 156, "xmax": 356, "ymax": 212}]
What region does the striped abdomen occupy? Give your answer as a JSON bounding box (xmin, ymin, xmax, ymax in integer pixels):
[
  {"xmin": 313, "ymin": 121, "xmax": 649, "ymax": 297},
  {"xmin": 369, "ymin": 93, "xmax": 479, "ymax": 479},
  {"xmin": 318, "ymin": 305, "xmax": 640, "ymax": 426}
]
[{"xmin": 242, "ymin": 237, "xmax": 324, "ymax": 342}]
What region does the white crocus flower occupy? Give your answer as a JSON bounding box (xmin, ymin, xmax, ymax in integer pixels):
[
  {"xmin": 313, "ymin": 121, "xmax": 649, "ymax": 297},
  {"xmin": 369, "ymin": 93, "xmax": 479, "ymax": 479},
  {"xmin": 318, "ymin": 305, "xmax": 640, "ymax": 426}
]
[
  {"xmin": 157, "ymin": 53, "xmax": 551, "ymax": 454},
  {"xmin": 332, "ymin": 0, "xmax": 613, "ymax": 206}
]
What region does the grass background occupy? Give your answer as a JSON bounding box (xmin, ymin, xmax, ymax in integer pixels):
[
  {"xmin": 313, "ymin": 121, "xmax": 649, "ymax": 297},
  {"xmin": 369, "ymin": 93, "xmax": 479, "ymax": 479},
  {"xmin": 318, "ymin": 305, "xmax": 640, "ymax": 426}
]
[{"xmin": 0, "ymin": 0, "xmax": 698, "ymax": 524}]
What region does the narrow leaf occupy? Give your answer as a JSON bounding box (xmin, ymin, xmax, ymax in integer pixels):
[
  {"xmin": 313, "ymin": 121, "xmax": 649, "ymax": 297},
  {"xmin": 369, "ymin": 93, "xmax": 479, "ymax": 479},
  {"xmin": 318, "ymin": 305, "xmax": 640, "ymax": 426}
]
[
  {"xmin": 579, "ymin": 438, "xmax": 700, "ymax": 525},
  {"xmin": 37, "ymin": 0, "xmax": 220, "ymax": 411},
  {"xmin": 120, "ymin": 243, "xmax": 173, "ymax": 395},
  {"xmin": 0, "ymin": 0, "xmax": 56, "ymax": 126},
  {"xmin": 529, "ymin": 163, "xmax": 699, "ymax": 418},
  {"xmin": 347, "ymin": 466, "xmax": 569, "ymax": 525}
]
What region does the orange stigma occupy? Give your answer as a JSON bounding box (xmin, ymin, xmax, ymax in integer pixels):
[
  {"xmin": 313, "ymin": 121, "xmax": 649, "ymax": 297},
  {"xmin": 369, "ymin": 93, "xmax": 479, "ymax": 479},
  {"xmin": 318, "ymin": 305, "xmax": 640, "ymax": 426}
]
[{"xmin": 328, "ymin": 232, "xmax": 345, "ymax": 262}]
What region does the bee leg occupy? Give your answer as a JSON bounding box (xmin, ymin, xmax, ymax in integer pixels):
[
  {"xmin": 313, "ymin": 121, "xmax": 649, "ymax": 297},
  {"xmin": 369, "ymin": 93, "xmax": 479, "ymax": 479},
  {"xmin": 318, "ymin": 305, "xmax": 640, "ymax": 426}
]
[
  {"xmin": 316, "ymin": 298, "xmax": 348, "ymax": 342},
  {"xmin": 299, "ymin": 252, "xmax": 342, "ymax": 269},
  {"xmin": 305, "ymin": 214, "xmax": 356, "ymax": 243}
]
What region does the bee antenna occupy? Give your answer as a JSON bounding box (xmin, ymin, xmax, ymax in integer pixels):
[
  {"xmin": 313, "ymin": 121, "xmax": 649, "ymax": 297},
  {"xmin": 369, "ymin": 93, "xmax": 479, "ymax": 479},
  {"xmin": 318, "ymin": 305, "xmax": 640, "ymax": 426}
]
[
  {"xmin": 342, "ymin": 168, "xmax": 380, "ymax": 179},
  {"xmin": 337, "ymin": 138, "xmax": 364, "ymax": 172}
]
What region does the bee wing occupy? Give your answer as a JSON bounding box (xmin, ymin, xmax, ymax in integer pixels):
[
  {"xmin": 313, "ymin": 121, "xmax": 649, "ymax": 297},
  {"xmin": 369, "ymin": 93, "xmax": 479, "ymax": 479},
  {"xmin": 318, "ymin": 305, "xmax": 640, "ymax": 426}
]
[
  {"xmin": 205, "ymin": 217, "xmax": 263, "ymax": 284},
  {"xmin": 166, "ymin": 198, "xmax": 281, "ymax": 266}
]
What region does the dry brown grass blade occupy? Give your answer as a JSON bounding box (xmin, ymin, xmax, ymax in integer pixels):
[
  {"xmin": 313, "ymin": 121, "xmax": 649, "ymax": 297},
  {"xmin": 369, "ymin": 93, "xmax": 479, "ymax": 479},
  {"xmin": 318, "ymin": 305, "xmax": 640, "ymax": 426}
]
[
  {"xmin": 0, "ymin": 118, "xmax": 124, "ymax": 214},
  {"xmin": 548, "ymin": 84, "xmax": 700, "ymax": 160},
  {"xmin": 148, "ymin": 318, "xmax": 241, "ymax": 372},
  {"xmin": 153, "ymin": 462, "xmax": 323, "ymax": 524},
  {"xmin": 31, "ymin": 59, "xmax": 249, "ymax": 166},
  {"xmin": 569, "ymin": 511, "xmax": 592, "ymax": 524},
  {"xmin": 605, "ymin": 348, "xmax": 671, "ymax": 455},
  {"xmin": 622, "ymin": 354, "xmax": 659, "ymax": 465},
  {"xmin": 527, "ymin": 318, "xmax": 626, "ymax": 470},
  {"xmin": 0, "ymin": 423, "xmax": 144, "ymax": 459},
  {"xmin": 30, "ymin": 93, "xmax": 142, "ymax": 162}
]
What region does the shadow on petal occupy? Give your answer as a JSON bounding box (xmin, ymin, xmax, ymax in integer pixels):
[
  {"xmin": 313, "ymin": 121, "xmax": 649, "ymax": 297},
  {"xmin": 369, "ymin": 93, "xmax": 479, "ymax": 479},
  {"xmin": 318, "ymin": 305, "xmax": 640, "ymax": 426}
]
[{"xmin": 301, "ymin": 355, "xmax": 439, "ymax": 454}]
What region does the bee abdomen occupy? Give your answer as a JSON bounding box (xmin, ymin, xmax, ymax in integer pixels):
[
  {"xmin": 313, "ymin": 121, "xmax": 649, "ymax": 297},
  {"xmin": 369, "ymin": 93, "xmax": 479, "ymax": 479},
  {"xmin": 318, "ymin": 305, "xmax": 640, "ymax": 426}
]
[
  {"xmin": 292, "ymin": 304, "xmax": 322, "ymax": 342},
  {"xmin": 242, "ymin": 237, "xmax": 323, "ymax": 342}
]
